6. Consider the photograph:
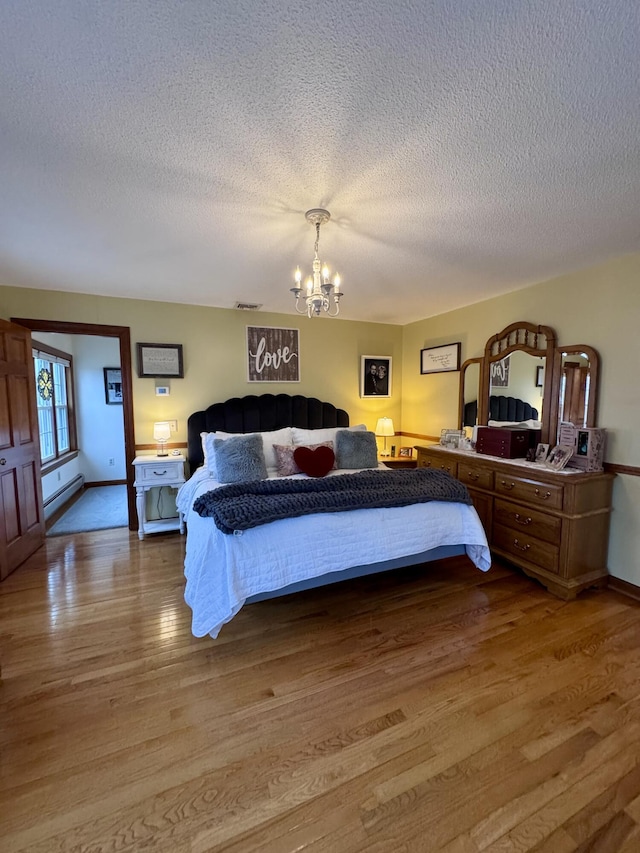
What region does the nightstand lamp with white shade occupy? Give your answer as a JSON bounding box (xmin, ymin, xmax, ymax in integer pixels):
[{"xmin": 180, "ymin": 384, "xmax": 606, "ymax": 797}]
[
  {"xmin": 153, "ymin": 421, "xmax": 171, "ymax": 456},
  {"xmin": 375, "ymin": 417, "xmax": 395, "ymax": 456}
]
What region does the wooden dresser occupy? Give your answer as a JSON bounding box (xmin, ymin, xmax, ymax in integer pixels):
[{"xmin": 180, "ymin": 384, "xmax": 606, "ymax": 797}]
[{"xmin": 415, "ymin": 444, "xmax": 614, "ymax": 599}]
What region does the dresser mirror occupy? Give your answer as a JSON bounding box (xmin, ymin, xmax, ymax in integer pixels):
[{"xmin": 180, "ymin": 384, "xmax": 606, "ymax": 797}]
[
  {"xmin": 459, "ymin": 357, "xmax": 483, "ymax": 428},
  {"xmin": 460, "ymin": 323, "xmax": 600, "ymax": 447},
  {"xmin": 478, "ymin": 322, "xmax": 557, "ymax": 444},
  {"xmin": 552, "ymin": 344, "xmax": 599, "ymax": 432}
]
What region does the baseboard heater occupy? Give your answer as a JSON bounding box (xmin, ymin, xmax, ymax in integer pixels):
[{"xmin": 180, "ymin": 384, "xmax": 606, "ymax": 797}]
[{"xmin": 43, "ymin": 474, "xmax": 85, "ymax": 520}]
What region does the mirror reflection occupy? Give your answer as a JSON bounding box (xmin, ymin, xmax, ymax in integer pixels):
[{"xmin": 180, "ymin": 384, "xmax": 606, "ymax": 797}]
[
  {"xmin": 461, "ymin": 359, "xmax": 481, "ymax": 427},
  {"xmin": 489, "ymin": 350, "xmax": 544, "ymax": 425},
  {"xmin": 558, "ymin": 351, "xmax": 592, "ymax": 429}
]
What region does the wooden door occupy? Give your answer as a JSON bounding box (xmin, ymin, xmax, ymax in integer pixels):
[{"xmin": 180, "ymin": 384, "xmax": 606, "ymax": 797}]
[{"xmin": 0, "ymin": 319, "xmax": 45, "ymax": 580}]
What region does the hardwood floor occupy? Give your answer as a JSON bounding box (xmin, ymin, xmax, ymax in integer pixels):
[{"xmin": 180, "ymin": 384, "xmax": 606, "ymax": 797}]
[{"xmin": 2, "ymin": 530, "xmax": 640, "ymax": 852}]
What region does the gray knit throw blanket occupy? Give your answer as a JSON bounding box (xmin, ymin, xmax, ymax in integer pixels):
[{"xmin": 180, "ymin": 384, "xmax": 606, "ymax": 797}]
[{"xmin": 194, "ymin": 468, "xmax": 472, "ymax": 534}]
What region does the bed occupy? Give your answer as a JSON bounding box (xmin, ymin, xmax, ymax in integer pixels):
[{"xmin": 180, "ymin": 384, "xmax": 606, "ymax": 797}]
[
  {"xmin": 178, "ymin": 393, "xmax": 491, "ymax": 638},
  {"xmin": 463, "ymin": 395, "xmax": 540, "ymax": 428}
]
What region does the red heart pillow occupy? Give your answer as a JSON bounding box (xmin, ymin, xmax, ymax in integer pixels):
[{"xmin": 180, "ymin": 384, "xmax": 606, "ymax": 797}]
[{"xmin": 293, "ymin": 445, "xmax": 335, "ymax": 478}]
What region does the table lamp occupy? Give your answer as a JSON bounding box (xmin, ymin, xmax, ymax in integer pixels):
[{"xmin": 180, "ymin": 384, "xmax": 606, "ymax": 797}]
[
  {"xmin": 153, "ymin": 421, "xmax": 171, "ymax": 456},
  {"xmin": 375, "ymin": 417, "xmax": 395, "ymax": 456}
]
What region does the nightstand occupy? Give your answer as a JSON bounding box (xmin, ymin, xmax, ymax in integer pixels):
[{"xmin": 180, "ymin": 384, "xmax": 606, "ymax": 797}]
[
  {"xmin": 132, "ymin": 454, "xmax": 186, "ymax": 540},
  {"xmin": 379, "ymin": 455, "xmax": 417, "ymax": 469}
]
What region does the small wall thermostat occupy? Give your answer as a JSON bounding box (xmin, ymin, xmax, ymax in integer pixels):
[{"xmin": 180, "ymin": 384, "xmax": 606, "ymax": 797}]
[{"xmin": 155, "ymin": 385, "xmax": 170, "ymax": 396}]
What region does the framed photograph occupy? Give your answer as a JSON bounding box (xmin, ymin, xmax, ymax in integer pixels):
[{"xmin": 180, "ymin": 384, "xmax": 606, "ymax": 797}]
[
  {"xmin": 534, "ymin": 442, "xmax": 550, "ymax": 463},
  {"xmin": 490, "ymin": 355, "xmax": 510, "ymax": 388},
  {"xmin": 398, "ymin": 447, "xmax": 413, "ymax": 458},
  {"xmin": 536, "ymin": 364, "xmax": 545, "ymax": 388},
  {"xmin": 247, "ymin": 326, "xmax": 299, "ymax": 382},
  {"xmin": 420, "ymin": 342, "xmax": 461, "ymax": 374},
  {"xmin": 546, "ymin": 444, "xmax": 574, "ymax": 471},
  {"xmin": 361, "ymin": 355, "xmax": 392, "ymax": 397},
  {"xmin": 137, "ymin": 343, "xmax": 184, "ymax": 378},
  {"xmin": 103, "ymin": 367, "xmax": 123, "ymax": 405}
]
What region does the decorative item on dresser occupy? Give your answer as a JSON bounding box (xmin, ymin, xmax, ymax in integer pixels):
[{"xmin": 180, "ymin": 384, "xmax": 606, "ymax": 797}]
[{"xmin": 178, "ymin": 393, "xmax": 490, "ymax": 638}]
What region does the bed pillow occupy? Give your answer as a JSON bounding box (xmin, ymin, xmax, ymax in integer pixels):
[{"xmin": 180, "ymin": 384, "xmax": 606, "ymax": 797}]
[
  {"xmin": 202, "ymin": 427, "xmax": 293, "ymax": 477},
  {"xmin": 273, "ymin": 441, "xmax": 335, "ymax": 476},
  {"xmin": 335, "ymin": 429, "xmax": 379, "ymax": 469},
  {"xmin": 291, "ymin": 423, "xmax": 366, "ymax": 447},
  {"xmin": 294, "ymin": 445, "xmax": 335, "ymax": 478},
  {"xmin": 213, "ymin": 433, "xmax": 268, "ymax": 484}
]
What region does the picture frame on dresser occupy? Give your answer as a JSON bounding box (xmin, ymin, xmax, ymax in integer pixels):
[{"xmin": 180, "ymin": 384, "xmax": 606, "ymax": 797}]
[{"xmin": 546, "ymin": 445, "xmax": 573, "ymax": 471}]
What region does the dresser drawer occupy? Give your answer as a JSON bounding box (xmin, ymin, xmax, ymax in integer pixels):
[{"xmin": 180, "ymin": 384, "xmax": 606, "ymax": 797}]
[
  {"xmin": 135, "ymin": 461, "xmax": 184, "ymax": 484},
  {"xmin": 494, "ymin": 498, "xmax": 562, "ymax": 545},
  {"xmin": 417, "ymin": 453, "xmax": 457, "ymax": 476},
  {"xmin": 458, "ymin": 462, "xmax": 494, "ymax": 491},
  {"xmin": 494, "ymin": 474, "xmax": 564, "ymax": 510},
  {"xmin": 492, "ymin": 523, "xmax": 560, "ymax": 574}
]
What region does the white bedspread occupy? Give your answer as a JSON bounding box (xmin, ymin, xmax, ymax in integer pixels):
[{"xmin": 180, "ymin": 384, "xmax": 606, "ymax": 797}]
[{"xmin": 178, "ymin": 467, "xmax": 491, "ymax": 638}]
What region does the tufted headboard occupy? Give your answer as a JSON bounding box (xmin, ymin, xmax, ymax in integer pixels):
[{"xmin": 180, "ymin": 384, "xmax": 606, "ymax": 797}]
[
  {"xmin": 463, "ymin": 395, "xmax": 539, "ymax": 428},
  {"xmin": 187, "ymin": 393, "xmax": 350, "ymax": 474}
]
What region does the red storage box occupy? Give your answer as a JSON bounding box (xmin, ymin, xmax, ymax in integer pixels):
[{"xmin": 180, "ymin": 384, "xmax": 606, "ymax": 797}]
[{"xmin": 476, "ymin": 426, "xmax": 530, "ymax": 459}]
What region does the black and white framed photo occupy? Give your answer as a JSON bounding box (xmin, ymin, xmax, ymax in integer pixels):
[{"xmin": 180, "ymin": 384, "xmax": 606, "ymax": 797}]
[
  {"xmin": 137, "ymin": 343, "xmax": 184, "ymax": 378},
  {"xmin": 546, "ymin": 444, "xmax": 574, "ymax": 471},
  {"xmin": 103, "ymin": 367, "xmax": 123, "ymax": 405},
  {"xmin": 420, "ymin": 342, "xmax": 461, "ymax": 374},
  {"xmin": 360, "ymin": 355, "xmax": 392, "ymax": 397}
]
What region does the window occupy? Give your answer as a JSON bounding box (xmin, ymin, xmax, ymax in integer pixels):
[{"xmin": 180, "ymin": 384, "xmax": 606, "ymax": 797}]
[{"xmin": 33, "ymin": 345, "xmax": 76, "ymax": 465}]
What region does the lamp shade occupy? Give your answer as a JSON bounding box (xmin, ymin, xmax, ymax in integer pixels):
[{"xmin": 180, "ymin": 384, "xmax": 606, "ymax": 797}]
[
  {"xmin": 153, "ymin": 422, "xmax": 171, "ymax": 442},
  {"xmin": 375, "ymin": 417, "xmax": 395, "ymax": 437}
]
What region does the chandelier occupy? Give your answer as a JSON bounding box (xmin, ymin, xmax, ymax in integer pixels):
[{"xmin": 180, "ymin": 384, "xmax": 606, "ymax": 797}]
[{"xmin": 291, "ymin": 208, "xmax": 343, "ymax": 317}]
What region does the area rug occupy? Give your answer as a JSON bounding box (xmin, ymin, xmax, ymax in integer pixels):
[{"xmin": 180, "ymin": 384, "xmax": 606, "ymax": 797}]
[{"xmin": 48, "ymin": 485, "xmax": 128, "ymax": 536}]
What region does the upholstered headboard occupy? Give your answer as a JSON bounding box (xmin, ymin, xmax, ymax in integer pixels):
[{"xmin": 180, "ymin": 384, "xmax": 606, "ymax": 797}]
[
  {"xmin": 463, "ymin": 395, "xmax": 539, "ymax": 428},
  {"xmin": 187, "ymin": 393, "xmax": 350, "ymax": 474}
]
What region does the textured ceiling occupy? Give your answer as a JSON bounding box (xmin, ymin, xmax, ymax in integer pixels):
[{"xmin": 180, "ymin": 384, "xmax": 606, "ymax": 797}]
[{"xmin": 1, "ymin": 1, "xmax": 639, "ymax": 325}]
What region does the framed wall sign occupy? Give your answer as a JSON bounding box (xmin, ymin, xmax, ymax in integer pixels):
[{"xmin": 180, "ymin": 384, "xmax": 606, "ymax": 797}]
[
  {"xmin": 247, "ymin": 326, "xmax": 299, "ymax": 382},
  {"xmin": 136, "ymin": 343, "xmax": 184, "ymax": 378},
  {"xmin": 420, "ymin": 342, "xmax": 461, "ymax": 374},
  {"xmin": 103, "ymin": 367, "xmax": 123, "ymax": 404},
  {"xmin": 361, "ymin": 355, "xmax": 392, "ymax": 397}
]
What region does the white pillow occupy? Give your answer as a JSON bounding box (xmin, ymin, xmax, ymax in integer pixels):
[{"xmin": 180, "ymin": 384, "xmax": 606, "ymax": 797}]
[
  {"xmin": 201, "ymin": 427, "xmax": 293, "ymax": 477},
  {"xmin": 291, "ymin": 423, "xmax": 366, "ymax": 446}
]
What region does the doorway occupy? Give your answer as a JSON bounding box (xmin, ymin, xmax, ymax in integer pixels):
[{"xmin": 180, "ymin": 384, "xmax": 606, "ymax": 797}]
[{"xmin": 11, "ymin": 318, "xmax": 136, "ymax": 531}]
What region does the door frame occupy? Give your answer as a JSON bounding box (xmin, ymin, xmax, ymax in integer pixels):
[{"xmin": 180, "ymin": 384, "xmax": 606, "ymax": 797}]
[{"xmin": 11, "ymin": 318, "xmax": 136, "ymax": 531}]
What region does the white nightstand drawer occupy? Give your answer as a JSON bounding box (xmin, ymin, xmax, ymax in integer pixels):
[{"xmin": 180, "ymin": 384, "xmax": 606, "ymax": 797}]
[{"xmin": 135, "ymin": 461, "xmax": 184, "ymax": 484}]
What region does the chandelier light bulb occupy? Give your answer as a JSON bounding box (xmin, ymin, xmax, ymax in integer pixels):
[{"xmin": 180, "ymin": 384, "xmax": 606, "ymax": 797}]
[{"xmin": 290, "ymin": 208, "xmax": 343, "ymax": 318}]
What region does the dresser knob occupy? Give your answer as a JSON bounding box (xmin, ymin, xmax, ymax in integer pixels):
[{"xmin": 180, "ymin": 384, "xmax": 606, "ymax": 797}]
[
  {"xmin": 514, "ymin": 513, "xmax": 533, "ymax": 525},
  {"xmin": 153, "ymin": 470, "xmax": 168, "ymax": 476},
  {"xmin": 501, "ymin": 480, "xmax": 515, "ymax": 490},
  {"xmin": 0, "ymin": 458, "xmax": 5, "ymax": 466},
  {"xmin": 535, "ymin": 489, "xmax": 551, "ymax": 500},
  {"xmin": 467, "ymin": 471, "xmax": 479, "ymax": 481},
  {"xmin": 513, "ymin": 538, "xmax": 531, "ymax": 552}
]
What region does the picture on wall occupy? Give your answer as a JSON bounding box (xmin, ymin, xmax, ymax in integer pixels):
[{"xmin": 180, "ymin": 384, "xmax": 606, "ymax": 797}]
[
  {"xmin": 103, "ymin": 367, "xmax": 123, "ymax": 405},
  {"xmin": 247, "ymin": 326, "xmax": 300, "ymax": 382},
  {"xmin": 361, "ymin": 355, "xmax": 392, "ymax": 398}
]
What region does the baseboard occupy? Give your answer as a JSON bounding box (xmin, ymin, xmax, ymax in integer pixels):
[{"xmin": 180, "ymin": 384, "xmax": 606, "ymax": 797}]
[
  {"xmin": 608, "ymin": 576, "xmax": 640, "ymax": 603},
  {"xmin": 43, "ymin": 474, "xmax": 85, "ymax": 520},
  {"xmin": 84, "ymin": 479, "xmax": 127, "ymax": 487}
]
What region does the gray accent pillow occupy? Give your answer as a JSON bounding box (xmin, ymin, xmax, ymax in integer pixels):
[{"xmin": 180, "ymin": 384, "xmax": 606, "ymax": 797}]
[
  {"xmin": 335, "ymin": 430, "xmax": 379, "ymax": 469},
  {"xmin": 213, "ymin": 433, "xmax": 268, "ymax": 483}
]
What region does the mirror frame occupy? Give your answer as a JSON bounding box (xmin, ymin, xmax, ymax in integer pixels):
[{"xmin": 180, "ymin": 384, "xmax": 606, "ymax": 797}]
[
  {"xmin": 479, "ymin": 321, "xmax": 557, "ymax": 444},
  {"xmin": 551, "ymin": 344, "xmax": 600, "ymax": 433},
  {"xmin": 458, "ymin": 357, "xmax": 484, "ymax": 429}
]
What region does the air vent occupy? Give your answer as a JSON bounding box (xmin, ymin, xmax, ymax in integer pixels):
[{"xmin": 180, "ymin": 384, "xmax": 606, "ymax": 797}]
[{"xmin": 234, "ymin": 301, "xmax": 263, "ymax": 311}]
